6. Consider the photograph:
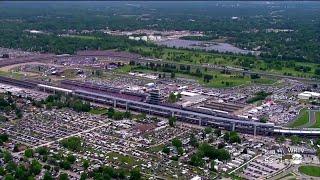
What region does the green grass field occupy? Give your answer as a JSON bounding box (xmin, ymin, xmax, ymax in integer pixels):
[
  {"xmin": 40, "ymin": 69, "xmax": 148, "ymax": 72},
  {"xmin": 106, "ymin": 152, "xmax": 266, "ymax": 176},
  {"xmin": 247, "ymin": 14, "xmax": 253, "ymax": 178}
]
[
  {"xmin": 289, "ymin": 109, "xmax": 309, "ymax": 128},
  {"xmin": 116, "ymin": 65, "xmax": 276, "ymax": 88},
  {"xmin": 130, "ymin": 46, "xmax": 320, "ymax": 78},
  {"xmin": 310, "ymin": 112, "xmax": 320, "ymax": 128},
  {"xmin": 298, "ymin": 165, "xmax": 320, "ymax": 177},
  {"xmin": 275, "ymin": 173, "xmax": 296, "ymax": 180},
  {"xmin": 0, "ymin": 70, "xmax": 24, "ymax": 79},
  {"xmin": 89, "ymin": 108, "xmax": 108, "ymax": 115}
]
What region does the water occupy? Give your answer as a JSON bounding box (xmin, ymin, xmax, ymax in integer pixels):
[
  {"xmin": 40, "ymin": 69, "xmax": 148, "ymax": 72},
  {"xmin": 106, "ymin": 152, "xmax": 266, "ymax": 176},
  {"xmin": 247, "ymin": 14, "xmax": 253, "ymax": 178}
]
[{"xmin": 156, "ymin": 39, "xmax": 256, "ymax": 55}]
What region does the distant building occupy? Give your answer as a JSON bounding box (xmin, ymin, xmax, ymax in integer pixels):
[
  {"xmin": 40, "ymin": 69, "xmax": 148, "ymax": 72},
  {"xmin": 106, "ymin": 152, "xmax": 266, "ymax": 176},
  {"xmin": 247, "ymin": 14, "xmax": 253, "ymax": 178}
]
[{"xmin": 298, "ymin": 91, "xmax": 320, "ymax": 100}]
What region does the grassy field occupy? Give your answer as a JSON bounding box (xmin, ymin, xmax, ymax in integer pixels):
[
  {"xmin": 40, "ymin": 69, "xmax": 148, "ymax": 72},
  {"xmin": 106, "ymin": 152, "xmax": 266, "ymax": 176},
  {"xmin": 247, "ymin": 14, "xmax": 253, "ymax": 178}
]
[
  {"xmin": 289, "ymin": 109, "xmax": 309, "ymax": 128},
  {"xmin": 89, "ymin": 108, "xmax": 108, "ymax": 115},
  {"xmin": 310, "ymin": 112, "xmax": 320, "ymax": 128},
  {"xmin": 130, "ymin": 46, "xmax": 320, "ymax": 78},
  {"xmin": 116, "ymin": 65, "xmax": 276, "ymax": 88},
  {"xmin": 0, "ymin": 70, "xmax": 24, "ymax": 79},
  {"xmin": 106, "ymin": 152, "xmax": 138, "ymax": 166},
  {"xmin": 298, "ymin": 165, "xmax": 320, "ymax": 177},
  {"xmin": 275, "ymin": 173, "xmax": 296, "ymax": 180},
  {"xmin": 147, "ymin": 144, "xmax": 165, "ymax": 153}
]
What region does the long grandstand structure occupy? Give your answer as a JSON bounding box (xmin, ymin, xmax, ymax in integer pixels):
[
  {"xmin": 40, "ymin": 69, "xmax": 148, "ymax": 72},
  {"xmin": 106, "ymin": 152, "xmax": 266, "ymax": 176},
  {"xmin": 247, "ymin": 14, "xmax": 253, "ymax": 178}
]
[
  {"xmin": 0, "ymin": 75, "xmax": 319, "ymax": 136},
  {"xmin": 0, "ymin": 51, "xmax": 319, "ymax": 136}
]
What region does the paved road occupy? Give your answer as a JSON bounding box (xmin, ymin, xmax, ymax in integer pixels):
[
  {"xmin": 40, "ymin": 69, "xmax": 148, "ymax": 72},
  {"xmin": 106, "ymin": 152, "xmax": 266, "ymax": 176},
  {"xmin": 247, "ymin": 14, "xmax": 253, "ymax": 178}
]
[{"xmin": 228, "ymin": 154, "xmax": 262, "ymax": 175}]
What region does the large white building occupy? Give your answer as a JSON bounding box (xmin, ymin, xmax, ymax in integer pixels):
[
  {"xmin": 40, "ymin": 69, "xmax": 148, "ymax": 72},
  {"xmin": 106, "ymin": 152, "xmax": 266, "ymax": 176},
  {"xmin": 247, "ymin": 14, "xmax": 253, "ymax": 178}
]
[{"xmin": 298, "ymin": 91, "xmax": 320, "ymax": 100}]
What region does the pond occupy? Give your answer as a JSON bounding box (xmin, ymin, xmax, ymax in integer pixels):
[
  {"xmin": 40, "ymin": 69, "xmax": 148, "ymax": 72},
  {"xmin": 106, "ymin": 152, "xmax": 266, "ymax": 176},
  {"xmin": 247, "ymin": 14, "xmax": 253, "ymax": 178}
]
[{"xmin": 156, "ymin": 39, "xmax": 258, "ymax": 55}]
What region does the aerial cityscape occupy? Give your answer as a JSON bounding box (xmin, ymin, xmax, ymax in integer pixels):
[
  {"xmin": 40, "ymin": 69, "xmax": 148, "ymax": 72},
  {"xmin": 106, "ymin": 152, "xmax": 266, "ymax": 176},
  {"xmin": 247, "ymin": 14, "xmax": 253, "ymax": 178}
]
[{"xmin": 0, "ymin": 1, "xmax": 320, "ymax": 180}]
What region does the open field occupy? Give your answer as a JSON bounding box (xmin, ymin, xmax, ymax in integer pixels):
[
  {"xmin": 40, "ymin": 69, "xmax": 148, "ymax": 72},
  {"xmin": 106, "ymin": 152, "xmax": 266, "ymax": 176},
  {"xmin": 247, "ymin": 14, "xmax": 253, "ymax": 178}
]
[
  {"xmin": 129, "ymin": 46, "xmax": 320, "ymax": 78},
  {"xmin": 289, "ymin": 109, "xmax": 309, "ymax": 128},
  {"xmin": 298, "ymin": 165, "xmax": 320, "ymax": 177},
  {"xmin": 117, "ymin": 65, "xmax": 276, "ymax": 88},
  {"xmin": 310, "ymin": 112, "xmax": 320, "ymax": 128}
]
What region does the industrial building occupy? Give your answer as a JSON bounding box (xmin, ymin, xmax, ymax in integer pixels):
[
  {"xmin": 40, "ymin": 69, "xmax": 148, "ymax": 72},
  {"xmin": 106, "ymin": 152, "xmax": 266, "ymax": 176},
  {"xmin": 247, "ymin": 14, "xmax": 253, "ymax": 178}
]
[{"xmin": 298, "ymin": 91, "xmax": 320, "ymax": 100}]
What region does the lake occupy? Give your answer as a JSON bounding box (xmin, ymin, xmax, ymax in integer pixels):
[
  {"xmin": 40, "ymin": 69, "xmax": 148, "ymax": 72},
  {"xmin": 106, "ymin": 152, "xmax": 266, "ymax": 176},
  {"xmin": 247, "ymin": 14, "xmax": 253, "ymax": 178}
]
[{"xmin": 156, "ymin": 39, "xmax": 257, "ymax": 55}]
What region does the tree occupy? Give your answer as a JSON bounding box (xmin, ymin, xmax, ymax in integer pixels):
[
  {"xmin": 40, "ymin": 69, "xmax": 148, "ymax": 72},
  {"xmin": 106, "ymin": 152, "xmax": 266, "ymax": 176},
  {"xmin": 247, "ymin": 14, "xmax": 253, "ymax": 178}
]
[
  {"xmin": 107, "ymin": 107, "xmax": 115, "ymax": 118},
  {"xmin": 210, "ymin": 161, "xmax": 216, "ymax": 171},
  {"xmin": 15, "ymin": 108, "xmax": 23, "ymax": 119},
  {"xmin": 177, "ymin": 147, "xmax": 184, "ymax": 155},
  {"xmin": 189, "ymin": 154, "xmax": 204, "ymax": 167},
  {"xmin": 5, "ymin": 161, "xmax": 17, "ymax": 173},
  {"xmin": 27, "ymin": 176, "xmax": 35, "ymax": 180},
  {"xmin": 129, "ymin": 169, "xmax": 141, "ymax": 180},
  {"xmin": 170, "ymin": 72, "xmax": 175, "ymax": 78},
  {"xmin": 204, "ymin": 127, "xmax": 213, "ymax": 134},
  {"xmin": 60, "ymin": 137, "xmax": 83, "ymax": 152},
  {"xmin": 36, "ymin": 147, "xmax": 49, "ymax": 155},
  {"xmin": 15, "ymin": 165, "xmax": 27, "ymax": 180},
  {"xmin": 168, "ymin": 116, "xmax": 177, "ymax": 127},
  {"xmin": 4, "ymin": 174, "xmax": 15, "ymax": 180},
  {"xmin": 214, "ymin": 129, "xmax": 221, "ymax": 137},
  {"xmin": 217, "ymin": 148, "xmax": 231, "ymax": 161},
  {"xmin": 229, "ymin": 131, "xmax": 241, "ymax": 143},
  {"xmin": 259, "ymin": 116, "xmax": 268, "ymax": 123},
  {"xmin": 66, "ymin": 155, "xmax": 76, "ymax": 164},
  {"xmin": 59, "ymin": 160, "xmax": 71, "ymax": 170},
  {"xmin": 277, "ymin": 136, "xmax": 286, "ymax": 143},
  {"xmin": 59, "ymin": 173, "xmax": 69, "ymax": 180},
  {"xmin": 80, "ymin": 173, "xmax": 87, "ymax": 180},
  {"xmin": 203, "ymin": 74, "xmax": 213, "ymax": 83},
  {"xmin": 0, "ymin": 133, "xmax": 9, "ymax": 142},
  {"xmin": 189, "ymin": 134, "xmax": 199, "ymax": 147},
  {"xmin": 24, "ymin": 149, "xmax": 34, "ymax": 158},
  {"xmin": 43, "ymin": 171, "xmax": 53, "ymax": 180},
  {"xmin": 223, "ymin": 132, "xmax": 230, "ymax": 142},
  {"xmin": 3, "ymin": 150, "xmax": 12, "ymax": 163},
  {"xmin": 168, "ymin": 93, "xmax": 177, "ymax": 103},
  {"xmin": 172, "ymin": 138, "xmax": 182, "ymax": 148},
  {"xmin": 124, "ymin": 111, "xmax": 132, "ymax": 119},
  {"xmin": 82, "ymin": 160, "xmax": 90, "ymax": 170},
  {"xmin": 30, "ymin": 160, "xmax": 42, "ymax": 175},
  {"xmin": 0, "ymin": 167, "xmax": 5, "ymax": 176},
  {"xmin": 315, "ymin": 68, "xmax": 320, "ymax": 76},
  {"xmin": 197, "ymin": 143, "xmax": 231, "ymax": 161},
  {"xmin": 162, "ymin": 146, "xmax": 170, "ymax": 154},
  {"xmin": 290, "ymin": 135, "xmax": 301, "ymax": 145}
]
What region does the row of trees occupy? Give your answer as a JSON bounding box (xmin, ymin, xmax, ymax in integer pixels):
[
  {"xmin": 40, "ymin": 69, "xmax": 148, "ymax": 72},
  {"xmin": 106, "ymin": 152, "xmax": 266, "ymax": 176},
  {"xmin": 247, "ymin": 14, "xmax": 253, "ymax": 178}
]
[
  {"xmin": 246, "ymin": 91, "xmax": 272, "ymax": 104},
  {"xmin": 131, "ymin": 62, "xmax": 217, "ymax": 83},
  {"xmin": 189, "ymin": 143, "xmax": 230, "ymax": 167},
  {"xmin": 0, "ymin": 92, "xmax": 23, "ymax": 119},
  {"xmin": 0, "ymin": 150, "xmax": 43, "ymax": 180},
  {"xmin": 107, "ymin": 107, "xmax": 133, "ymax": 120},
  {"xmin": 60, "ymin": 137, "xmax": 83, "ymax": 152},
  {"xmin": 44, "ymin": 94, "xmax": 91, "ymax": 112},
  {"xmin": 88, "ymin": 166, "xmax": 141, "ymax": 180}
]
